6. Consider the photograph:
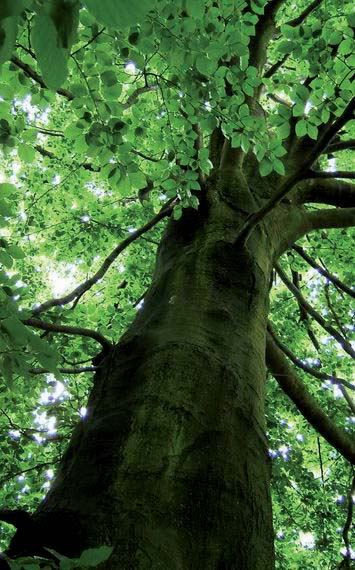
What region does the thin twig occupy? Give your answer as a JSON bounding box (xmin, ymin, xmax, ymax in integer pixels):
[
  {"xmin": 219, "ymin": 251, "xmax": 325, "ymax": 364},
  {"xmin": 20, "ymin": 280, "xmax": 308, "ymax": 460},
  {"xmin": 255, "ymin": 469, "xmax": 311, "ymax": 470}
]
[
  {"xmin": 275, "ymin": 264, "xmax": 355, "ymax": 359},
  {"xmin": 292, "ymin": 244, "xmax": 355, "ymax": 299}
]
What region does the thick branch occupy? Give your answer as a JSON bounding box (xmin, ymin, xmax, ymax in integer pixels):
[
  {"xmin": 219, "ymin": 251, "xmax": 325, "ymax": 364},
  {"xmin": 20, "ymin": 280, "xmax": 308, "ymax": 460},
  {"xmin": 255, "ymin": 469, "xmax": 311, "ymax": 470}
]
[
  {"xmin": 249, "ymin": 0, "xmax": 285, "ymax": 72},
  {"xmin": 297, "ymin": 178, "xmax": 355, "ymax": 207},
  {"xmin": 236, "ymin": 97, "xmax": 355, "ymax": 243},
  {"xmin": 304, "ymin": 170, "xmax": 355, "ymax": 180},
  {"xmin": 292, "ymin": 244, "xmax": 355, "ymax": 299},
  {"xmin": 305, "ymin": 207, "xmax": 355, "ymax": 232},
  {"xmin": 276, "ymin": 264, "xmax": 355, "ymax": 359},
  {"xmin": 23, "ymin": 318, "xmax": 112, "ymax": 350},
  {"xmin": 266, "ymin": 333, "xmax": 355, "ymax": 464},
  {"xmin": 325, "ymin": 139, "xmax": 355, "ymax": 153},
  {"xmin": 235, "ymin": 171, "xmax": 303, "ymax": 244},
  {"xmin": 32, "ymin": 200, "xmax": 175, "ymax": 315}
]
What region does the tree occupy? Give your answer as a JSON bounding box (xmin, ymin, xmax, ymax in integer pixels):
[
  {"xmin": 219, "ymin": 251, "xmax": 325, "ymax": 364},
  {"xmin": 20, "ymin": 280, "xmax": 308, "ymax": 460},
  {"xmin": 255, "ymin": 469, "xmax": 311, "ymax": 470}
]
[{"xmin": 0, "ymin": 0, "xmax": 354, "ymax": 568}]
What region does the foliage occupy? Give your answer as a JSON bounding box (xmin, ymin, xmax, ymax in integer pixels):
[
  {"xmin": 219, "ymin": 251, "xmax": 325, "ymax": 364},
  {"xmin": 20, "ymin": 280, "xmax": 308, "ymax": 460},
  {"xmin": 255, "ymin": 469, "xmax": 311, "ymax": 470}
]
[
  {"xmin": 0, "ymin": 0, "xmax": 354, "ymax": 568},
  {"xmin": 6, "ymin": 545, "xmax": 113, "ymax": 569}
]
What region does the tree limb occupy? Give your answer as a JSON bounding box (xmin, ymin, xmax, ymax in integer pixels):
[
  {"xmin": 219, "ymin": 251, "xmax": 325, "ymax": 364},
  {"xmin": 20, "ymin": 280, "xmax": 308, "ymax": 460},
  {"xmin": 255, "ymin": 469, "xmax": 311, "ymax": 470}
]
[
  {"xmin": 266, "ymin": 333, "xmax": 355, "ymax": 464},
  {"xmin": 304, "ymin": 170, "xmax": 355, "ymax": 180},
  {"xmin": 297, "ymin": 178, "xmax": 355, "ymax": 207},
  {"xmin": 29, "ymin": 366, "xmax": 98, "ymax": 375},
  {"xmin": 341, "ymin": 474, "xmax": 355, "ymax": 564},
  {"xmin": 285, "ymin": 0, "xmax": 324, "ymax": 27},
  {"xmin": 303, "ymin": 97, "xmax": 355, "ymax": 166},
  {"xmin": 264, "ymin": 54, "xmax": 288, "ymax": 78},
  {"xmin": 305, "ymin": 207, "xmax": 355, "ymax": 232},
  {"xmin": 292, "ymin": 244, "xmax": 355, "ymax": 299},
  {"xmin": 32, "ymin": 199, "xmax": 176, "ymax": 315},
  {"xmin": 275, "ymin": 263, "xmax": 355, "ymax": 359},
  {"xmin": 122, "ymin": 85, "xmax": 159, "ymax": 109},
  {"xmin": 22, "ymin": 318, "xmax": 112, "ymax": 350},
  {"xmin": 324, "ymin": 139, "xmax": 355, "ymax": 153}
]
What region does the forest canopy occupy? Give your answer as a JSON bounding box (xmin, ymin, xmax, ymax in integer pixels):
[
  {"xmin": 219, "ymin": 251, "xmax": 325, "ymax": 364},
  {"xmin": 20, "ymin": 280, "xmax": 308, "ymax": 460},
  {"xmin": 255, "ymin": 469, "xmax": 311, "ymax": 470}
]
[{"xmin": 0, "ymin": 0, "xmax": 354, "ymax": 568}]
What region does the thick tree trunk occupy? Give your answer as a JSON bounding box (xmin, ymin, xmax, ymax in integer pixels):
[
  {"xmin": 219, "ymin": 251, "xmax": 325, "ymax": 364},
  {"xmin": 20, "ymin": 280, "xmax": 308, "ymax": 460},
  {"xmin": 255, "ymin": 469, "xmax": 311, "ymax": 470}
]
[{"xmin": 8, "ymin": 191, "xmax": 276, "ymax": 568}]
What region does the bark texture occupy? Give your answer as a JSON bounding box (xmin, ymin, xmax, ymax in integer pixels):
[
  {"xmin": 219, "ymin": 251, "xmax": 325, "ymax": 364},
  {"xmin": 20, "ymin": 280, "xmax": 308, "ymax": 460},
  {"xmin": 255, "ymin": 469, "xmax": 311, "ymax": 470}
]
[{"xmin": 6, "ymin": 174, "xmax": 285, "ymax": 568}]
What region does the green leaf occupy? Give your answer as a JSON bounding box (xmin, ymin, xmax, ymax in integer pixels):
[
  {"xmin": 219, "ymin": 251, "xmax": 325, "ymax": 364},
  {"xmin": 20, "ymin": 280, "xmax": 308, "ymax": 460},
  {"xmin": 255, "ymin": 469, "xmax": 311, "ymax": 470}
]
[
  {"xmin": 0, "ymin": 0, "xmax": 25, "ymax": 19},
  {"xmin": 0, "ymin": 16, "xmax": 18, "ymax": 65},
  {"xmin": 128, "ymin": 171, "xmax": 147, "ymax": 190},
  {"xmin": 273, "ymin": 158, "xmax": 285, "ymax": 176},
  {"xmin": 295, "ymin": 119, "xmax": 307, "ymax": 137},
  {"xmin": 0, "ymin": 249, "xmax": 13, "ymax": 268},
  {"xmin": 307, "ymin": 123, "xmax": 318, "ymax": 140},
  {"xmin": 259, "ymin": 158, "xmax": 273, "ymax": 177},
  {"xmin": 327, "ymin": 30, "xmax": 343, "ymax": 45},
  {"xmin": 100, "ymin": 70, "xmax": 117, "ymax": 87},
  {"xmin": 83, "ymin": 0, "xmax": 151, "ymax": 29},
  {"xmin": 295, "ymin": 85, "xmax": 309, "ymax": 102},
  {"xmin": 1, "ymin": 316, "xmax": 29, "ymax": 345},
  {"xmin": 32, "ymin": 10, "xmax": 68, "ymax": 90},
  {"xmin": 338, "ymin": 38, "xmax": 353, "ymax": 55},
  {"xmin": 50, "ymin": 0, "xmax": 79, "ymax": 50},
  {"xmin": 0, "ymin": 182, "xmax": 16, "ymax": 196},
  {"xmin": 231, "ymin": 133, "xmax": 241, "ymax": 148},
  {"xmin": 185, "ymin": 0, "xmax": 205, "ymax": 19},
  {"xmin": 173, "ymin": 205, "xmax": 182, "ymax": 220},
  {"xmin": 277, "ymin": 40, "xmax": 297, "ymax": 54},
  {"xmin": 0, "ymin": 198, "xmax": 13, "ymax": 217},
  {"xmin": 241, "ymin": 134, "xmax": 250, "ymax": 153},
  {"xmin": 7, "ymin": 244, "xmax": 25, "ymax": 259},
  {"xmin": 18, "ymin": 144, "xmax": 35, "ymax": 163},
  {"xmin": 239, "ymin": 104, "xmax": 249, "ymax": 118},
  {"xmin": 195, "ymin": 55, "xmax": 217, "ymax": 76},
  {"xmin": 77, "ymin": 546, "xmax": 114, "ymax": 567}
]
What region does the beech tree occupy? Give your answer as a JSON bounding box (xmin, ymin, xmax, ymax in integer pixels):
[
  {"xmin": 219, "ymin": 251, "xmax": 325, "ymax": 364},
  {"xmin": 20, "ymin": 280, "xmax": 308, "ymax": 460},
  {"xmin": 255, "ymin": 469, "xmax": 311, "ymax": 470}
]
[{"xmin": 0, "ymin": 0, "xmax": 354, "ymax": 568}]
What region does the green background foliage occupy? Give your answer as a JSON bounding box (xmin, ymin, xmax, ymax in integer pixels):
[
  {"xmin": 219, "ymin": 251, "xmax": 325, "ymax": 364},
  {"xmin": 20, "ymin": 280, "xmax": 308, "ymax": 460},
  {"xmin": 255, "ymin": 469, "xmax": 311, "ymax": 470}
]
[{"xmin": 0, "ymin": 0, "xmax": 354, "ymax": 568}]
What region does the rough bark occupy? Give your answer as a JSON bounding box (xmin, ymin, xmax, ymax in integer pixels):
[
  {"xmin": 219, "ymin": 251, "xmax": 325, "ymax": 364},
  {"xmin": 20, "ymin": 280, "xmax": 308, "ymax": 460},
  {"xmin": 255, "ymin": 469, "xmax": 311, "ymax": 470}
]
[{"xmin": 6, "ymin": 177, "xmax": 278, "ymax": 569}]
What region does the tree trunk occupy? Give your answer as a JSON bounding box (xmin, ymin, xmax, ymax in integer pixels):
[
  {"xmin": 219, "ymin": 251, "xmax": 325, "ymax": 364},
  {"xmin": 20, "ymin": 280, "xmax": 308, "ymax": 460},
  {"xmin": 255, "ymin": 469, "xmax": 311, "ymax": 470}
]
[{"xmin": 8, "ymin": 188, "xmax": 276, "ymax": 569}]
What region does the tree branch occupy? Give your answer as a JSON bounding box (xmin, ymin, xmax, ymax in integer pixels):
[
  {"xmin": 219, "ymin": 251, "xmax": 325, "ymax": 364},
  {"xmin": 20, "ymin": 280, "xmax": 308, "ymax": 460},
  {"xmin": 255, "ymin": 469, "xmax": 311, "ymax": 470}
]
[
  {"xmin": 292, "ymin": 244, "xmax": 355, "ymax": 299},
  {"xmin": 275, "ymin": 263, "xmax": 355, "ymax": 359},
  {"xmin": 249, "ymin": 0, "xmax": 285, "ymax": 72},
  {"xmin": 29, "ymin": 366, "xmax": 98, "ymax": 375},
  {"xmin": 11, "ymin": 56, "xmax": 74, "ymax": 100},
  {"xmin": 341, "ymin": 474, "xmax": 355, "ymax": 564},
  {"xmin": 22, "ymin": 318, "xmax": 112, "ymax": 350},
  {"xmin": 268, "ymin": 323, "xmax": 354, "ymax": 390},
  {"xmin": 304, "ymin": 170, "xmax": 355, "ymax": 180},
  {"xmin": 264, "ymin": 54, "xmax": 288, "ymax": 78},
  {"xmin": 297, "ymin": 178, "xmax": 355, "ymax": 207},
  {"xmin": 266, "ymin": 333, "xmax": 355, "ymax": 464},
  {"xmin": 285, "ymin": 0, "xmax": 324, "ymax": 27},
  {"xmin": 304, "ymin": 97, "xmax": 355, "ymax": 165},
  {"xmin": 324, "ymin": 139, "xmax": 355, "ymax": 153},
  {"xmin": 122, "ymin": 85, "xmax": 158, "ymax": 109},
  {"xmin": 32, "ymin": 199, "xmax": 176, "ymax": 316},
  {"xmin": 305, "ymin": 207, "xmax": 355, "ymax": 232},
  {"xmin": 237, "ymin": 97, "xmax": 355, "ymax": 243}
]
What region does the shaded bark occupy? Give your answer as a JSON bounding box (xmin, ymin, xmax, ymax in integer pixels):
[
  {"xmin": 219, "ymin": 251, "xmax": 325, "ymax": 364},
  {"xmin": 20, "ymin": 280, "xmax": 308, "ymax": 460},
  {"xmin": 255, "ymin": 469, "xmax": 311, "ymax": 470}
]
[{"xmin": 7, "ymin": 181, "xmax": 276, "ymax": 568}]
